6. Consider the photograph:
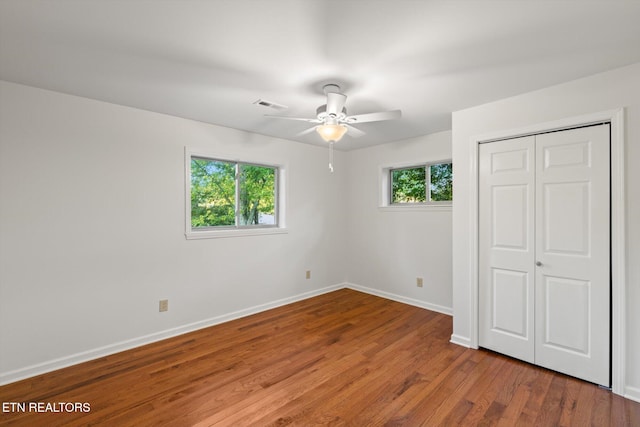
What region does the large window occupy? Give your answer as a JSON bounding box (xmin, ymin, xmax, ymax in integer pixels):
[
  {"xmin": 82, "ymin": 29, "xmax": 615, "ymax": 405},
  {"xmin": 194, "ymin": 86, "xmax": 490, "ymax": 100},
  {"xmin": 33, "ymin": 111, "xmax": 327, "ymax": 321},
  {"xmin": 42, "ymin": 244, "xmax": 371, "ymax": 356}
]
[
  {"xmin": 187, "ymin": 154, "xmax": 282, "ymax": 237},
  {"xmin": 390, "ymin": 162, "xmax": 453, "ymax": 205}
]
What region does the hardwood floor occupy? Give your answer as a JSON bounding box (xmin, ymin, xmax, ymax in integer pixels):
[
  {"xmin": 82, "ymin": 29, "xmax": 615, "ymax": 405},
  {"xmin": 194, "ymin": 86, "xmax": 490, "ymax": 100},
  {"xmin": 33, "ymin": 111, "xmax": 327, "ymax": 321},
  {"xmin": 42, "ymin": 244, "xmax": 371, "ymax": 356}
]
[{"xmin": 1, "ymin": 289, "xmax": 638, "ymax": 426}]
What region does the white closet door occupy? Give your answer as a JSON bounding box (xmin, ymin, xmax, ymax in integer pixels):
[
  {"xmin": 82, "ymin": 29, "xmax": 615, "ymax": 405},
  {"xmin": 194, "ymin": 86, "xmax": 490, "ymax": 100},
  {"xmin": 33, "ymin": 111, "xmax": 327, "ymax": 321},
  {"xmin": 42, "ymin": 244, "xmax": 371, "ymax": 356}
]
[
  {"xmin": 479, "ymin": 136, "xmax": 536, "ymax": 363},
  {"xmin": 478, "ymin": 124, "xmax": 610, "ymax": 387},
  {"xmin": 534, "ymin": 124, "xmax": 610, "ymax": 386}
]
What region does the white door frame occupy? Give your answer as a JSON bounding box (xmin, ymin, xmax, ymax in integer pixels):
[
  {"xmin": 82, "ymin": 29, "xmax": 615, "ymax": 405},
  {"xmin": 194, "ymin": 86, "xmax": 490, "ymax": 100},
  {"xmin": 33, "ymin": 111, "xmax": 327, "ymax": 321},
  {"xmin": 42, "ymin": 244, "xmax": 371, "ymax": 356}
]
[{"xmin": 467, "ymin": 108, "xmax": 626, "ymax": 395}]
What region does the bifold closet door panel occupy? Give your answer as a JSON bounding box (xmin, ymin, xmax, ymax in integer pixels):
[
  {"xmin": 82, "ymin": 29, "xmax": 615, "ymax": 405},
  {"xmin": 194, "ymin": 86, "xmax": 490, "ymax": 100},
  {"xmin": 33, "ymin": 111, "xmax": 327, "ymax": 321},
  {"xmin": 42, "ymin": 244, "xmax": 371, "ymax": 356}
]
[
  {"xmin": 534, "ymin": 124, "xmax": 610, "ymax": 387},
  {"xmin": 478, "ymin": 124, "xmax": 610, "ymax": 387},
  {"xmin": 478, "ymin": 136, "xmax": 536, "ymax": 364}
]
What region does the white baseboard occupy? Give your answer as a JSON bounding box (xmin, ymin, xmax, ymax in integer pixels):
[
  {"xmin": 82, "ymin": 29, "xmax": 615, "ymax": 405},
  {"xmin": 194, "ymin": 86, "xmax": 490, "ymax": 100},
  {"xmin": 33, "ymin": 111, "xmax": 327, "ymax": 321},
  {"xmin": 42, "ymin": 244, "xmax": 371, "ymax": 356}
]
[
  {"xmin": 449, "ymin": 334, "xmax": 472, "ymax": 348},
  {"xmin": 0, "ymin": 283, "xmax": 345, "ymax": 386},
  {"xmin": 625, "ymin": 385, "xmax": 640, "ymax": 403},
  {"xmin": 345, "ymin": 282, "xmax": 453, "ymax": 316}
]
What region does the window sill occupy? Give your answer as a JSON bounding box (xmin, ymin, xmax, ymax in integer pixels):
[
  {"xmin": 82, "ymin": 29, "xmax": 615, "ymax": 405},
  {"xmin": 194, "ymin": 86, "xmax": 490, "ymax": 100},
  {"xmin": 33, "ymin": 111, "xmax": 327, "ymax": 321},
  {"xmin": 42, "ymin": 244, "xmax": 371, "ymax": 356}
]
[
  {"xmin": 378, "ymin": 204, "xmax": 452, "ymax": 212},
  {"xmin": 185, "ymin": 227, "xmax": 288, "ymax": 240}
]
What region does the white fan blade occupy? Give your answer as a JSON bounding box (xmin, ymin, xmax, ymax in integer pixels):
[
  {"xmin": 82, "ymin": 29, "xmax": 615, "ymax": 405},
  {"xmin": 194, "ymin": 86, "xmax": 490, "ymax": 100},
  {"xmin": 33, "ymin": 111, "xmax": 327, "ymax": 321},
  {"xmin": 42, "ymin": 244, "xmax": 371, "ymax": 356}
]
[
  {"xmin": 326, "ymin": 92, "xmax": 347, "ymax": 116},
  {"xmin": 265, "ymin": 115, "xmax": 321, "ymax": 123},
  {"xmin": 295, "ymin": 126, "xmax": 318, "ymax": 137},
  {"xmin": 345, "ymin": 124, "xmax": 366, "ymax": 138},
  {"xmin": 345, "ymin": 109, "xmax": 401, "ymax": 124}
]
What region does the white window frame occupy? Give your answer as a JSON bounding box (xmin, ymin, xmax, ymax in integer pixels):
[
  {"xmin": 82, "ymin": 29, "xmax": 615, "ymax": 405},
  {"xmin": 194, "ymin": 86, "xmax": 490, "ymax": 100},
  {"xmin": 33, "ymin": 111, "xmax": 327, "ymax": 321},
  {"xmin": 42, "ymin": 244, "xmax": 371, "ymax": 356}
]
[
  {"xmin": 379, "ymin": 159, "xmax": 453, "ymax": 211},
  {"xmin": 185, "ymin": 148, "xmax": 287, "ymax": 239}
]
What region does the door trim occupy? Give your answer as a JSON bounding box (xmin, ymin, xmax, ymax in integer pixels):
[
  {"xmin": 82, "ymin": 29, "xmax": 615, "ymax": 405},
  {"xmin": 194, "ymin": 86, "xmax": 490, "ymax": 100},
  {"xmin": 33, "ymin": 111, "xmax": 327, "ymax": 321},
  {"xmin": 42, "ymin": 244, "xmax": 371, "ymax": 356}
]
[{"xmin": 467, "ymin": 108, "xmax": 626, "ymax": 395}]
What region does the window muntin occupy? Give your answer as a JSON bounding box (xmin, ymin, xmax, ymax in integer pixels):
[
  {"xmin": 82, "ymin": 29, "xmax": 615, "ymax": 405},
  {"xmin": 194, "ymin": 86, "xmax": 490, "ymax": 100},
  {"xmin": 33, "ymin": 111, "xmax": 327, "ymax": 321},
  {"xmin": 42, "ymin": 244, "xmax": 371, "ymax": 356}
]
[
  {"xmin": 390, "ymin": 162, "xmax": 452, "ymax": 205},
  {"xmin": 190, "ymin": 156, "xmax": 278, "ymax": 230}
]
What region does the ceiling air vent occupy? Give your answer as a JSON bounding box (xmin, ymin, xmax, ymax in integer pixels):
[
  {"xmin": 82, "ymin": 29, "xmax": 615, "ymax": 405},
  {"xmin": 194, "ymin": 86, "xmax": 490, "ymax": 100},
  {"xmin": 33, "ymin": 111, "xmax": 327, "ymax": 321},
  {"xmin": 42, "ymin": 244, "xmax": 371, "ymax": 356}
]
[{"xmin": 253, "ymin": 99, "xmax": 288, "ymax": 111}]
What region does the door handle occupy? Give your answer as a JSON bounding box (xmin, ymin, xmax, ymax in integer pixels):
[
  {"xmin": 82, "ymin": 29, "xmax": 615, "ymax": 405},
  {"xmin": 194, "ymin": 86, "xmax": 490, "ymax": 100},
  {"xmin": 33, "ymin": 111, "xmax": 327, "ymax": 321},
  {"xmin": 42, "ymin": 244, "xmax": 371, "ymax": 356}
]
[{"xmin": 536, "ymin": 261, "xmax": 543, "ymax": 267}]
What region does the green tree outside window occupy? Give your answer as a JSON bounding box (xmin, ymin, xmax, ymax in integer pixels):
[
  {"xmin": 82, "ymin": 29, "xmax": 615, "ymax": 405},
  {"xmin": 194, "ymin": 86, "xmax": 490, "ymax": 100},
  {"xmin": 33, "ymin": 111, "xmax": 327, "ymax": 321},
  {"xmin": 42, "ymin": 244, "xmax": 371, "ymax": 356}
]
[
  {"xmin": 391, "ymin": 162, "xmax": 453, "ymax": 204},
  {"xmin": 190, "ymin": 157, "xmax": 277, "ymax": 228},
  {"xmin": 430, "ymin": 163, "xmax": 453, "ymax": 202}
]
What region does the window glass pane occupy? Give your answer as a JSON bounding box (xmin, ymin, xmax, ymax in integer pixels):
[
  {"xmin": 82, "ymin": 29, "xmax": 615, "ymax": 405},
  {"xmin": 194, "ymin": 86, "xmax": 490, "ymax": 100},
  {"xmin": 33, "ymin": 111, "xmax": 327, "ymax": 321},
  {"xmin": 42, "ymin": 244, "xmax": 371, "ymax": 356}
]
[
  {"xmin": 430, "ymin": 163, "xmax": 453, "ymax": 201},
  {"xmin": 238, "ymin": 164, "xmax": 276, "ymax": 225},
  {"xmin": 190, "ymin": 158, "xmax": 236, "ymax": 227},
  {"xmin": 391, "ymin": 167, "xmax": 426, "ymax": 203}
]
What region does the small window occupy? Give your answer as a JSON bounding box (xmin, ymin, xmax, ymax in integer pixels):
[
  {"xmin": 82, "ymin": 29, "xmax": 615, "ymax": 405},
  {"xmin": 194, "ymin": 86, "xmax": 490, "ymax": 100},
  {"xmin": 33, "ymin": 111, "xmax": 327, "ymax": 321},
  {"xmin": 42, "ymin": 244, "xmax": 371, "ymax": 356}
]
[
  {"xmin": 189, "ymin": 156, "xmax": 278, "ymax": 231},
  {"xmin": 390, "ymin": 162, "xmax": 453, "ymax": 205}
]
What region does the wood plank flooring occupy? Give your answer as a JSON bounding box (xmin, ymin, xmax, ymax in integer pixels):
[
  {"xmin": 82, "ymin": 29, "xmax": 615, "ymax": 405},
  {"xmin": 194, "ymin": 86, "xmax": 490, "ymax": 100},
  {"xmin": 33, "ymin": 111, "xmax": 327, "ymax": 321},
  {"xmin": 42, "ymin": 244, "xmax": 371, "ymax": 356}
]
[{"xmin": 1, "ymin": 289, "xmax": 638, "ymax": 426}]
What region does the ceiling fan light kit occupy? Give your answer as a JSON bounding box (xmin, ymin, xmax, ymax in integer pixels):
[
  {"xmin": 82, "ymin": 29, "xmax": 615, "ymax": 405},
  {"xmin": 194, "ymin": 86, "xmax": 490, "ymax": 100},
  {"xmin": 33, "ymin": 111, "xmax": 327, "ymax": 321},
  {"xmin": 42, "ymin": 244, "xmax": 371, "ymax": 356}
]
[{"xmin": 316, "ymin": 123, "xmax": 348, "ymax": 142}]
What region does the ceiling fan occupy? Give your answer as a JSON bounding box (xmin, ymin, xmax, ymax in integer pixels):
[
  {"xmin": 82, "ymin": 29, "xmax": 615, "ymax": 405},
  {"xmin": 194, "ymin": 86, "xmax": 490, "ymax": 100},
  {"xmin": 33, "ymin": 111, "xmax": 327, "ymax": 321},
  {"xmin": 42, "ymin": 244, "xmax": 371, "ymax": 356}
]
[{"xmin": 265, "ymin": 84, "xmax": 401, "ymax": 171}]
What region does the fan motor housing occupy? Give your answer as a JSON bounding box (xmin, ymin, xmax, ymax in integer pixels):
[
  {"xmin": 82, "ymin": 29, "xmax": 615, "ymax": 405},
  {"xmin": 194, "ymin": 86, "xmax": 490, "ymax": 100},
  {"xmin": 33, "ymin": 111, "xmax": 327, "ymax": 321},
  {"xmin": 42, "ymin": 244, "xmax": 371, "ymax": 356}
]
[{"xmin": 316, "ymin": 104, "xmax": 347, "ymax": 121}]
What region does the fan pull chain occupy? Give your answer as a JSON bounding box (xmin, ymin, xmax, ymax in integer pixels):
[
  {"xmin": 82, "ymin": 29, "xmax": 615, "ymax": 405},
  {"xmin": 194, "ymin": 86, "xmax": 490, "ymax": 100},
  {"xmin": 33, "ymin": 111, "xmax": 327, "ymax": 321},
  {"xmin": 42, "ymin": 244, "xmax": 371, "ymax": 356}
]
[{"xmin": 328, "ymin": 141, "xmax": 334, "ymax": 173}]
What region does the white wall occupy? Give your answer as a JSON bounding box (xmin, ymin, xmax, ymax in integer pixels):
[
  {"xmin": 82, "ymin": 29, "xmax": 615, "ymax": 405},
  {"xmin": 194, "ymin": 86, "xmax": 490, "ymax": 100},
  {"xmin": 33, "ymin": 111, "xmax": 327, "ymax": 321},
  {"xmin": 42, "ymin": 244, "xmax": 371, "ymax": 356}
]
[
  {"xmin": 346, "ymin": 132, "xmax": 453, "ymax": 313},
  {"xmin": 451, "ymin": 62, "xmax": 640, "ymax": 400},
  {"xmin": 0, "ymin": 81, "xmax": 349, "ymax": 383},
  {"xmin": 0, "ymin": 80, "xmax": 456, "ymax": 384}
]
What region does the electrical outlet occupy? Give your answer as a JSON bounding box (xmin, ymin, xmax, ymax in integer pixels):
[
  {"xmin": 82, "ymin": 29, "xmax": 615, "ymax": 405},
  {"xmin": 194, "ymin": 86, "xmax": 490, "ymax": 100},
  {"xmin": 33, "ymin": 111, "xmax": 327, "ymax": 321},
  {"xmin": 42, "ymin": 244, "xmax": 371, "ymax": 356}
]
[
  {"xmin": 306, "ymin": 270, "xmax": 311, "ymax": 279},
  {"xmin": 416, "ymin": 277, "xmax": 423, "ymax": 288},
  {"xmin": 159, "ymin": 299, "xmax": 169, "ymax": 312}
]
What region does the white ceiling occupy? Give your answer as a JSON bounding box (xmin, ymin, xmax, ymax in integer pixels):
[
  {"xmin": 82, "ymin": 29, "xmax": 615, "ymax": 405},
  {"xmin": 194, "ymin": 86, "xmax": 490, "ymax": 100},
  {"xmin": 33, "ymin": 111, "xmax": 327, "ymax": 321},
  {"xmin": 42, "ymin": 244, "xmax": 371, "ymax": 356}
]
[{"xmin": 1, "ymin": 0, "xmax": 640, "ymax": 150}]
